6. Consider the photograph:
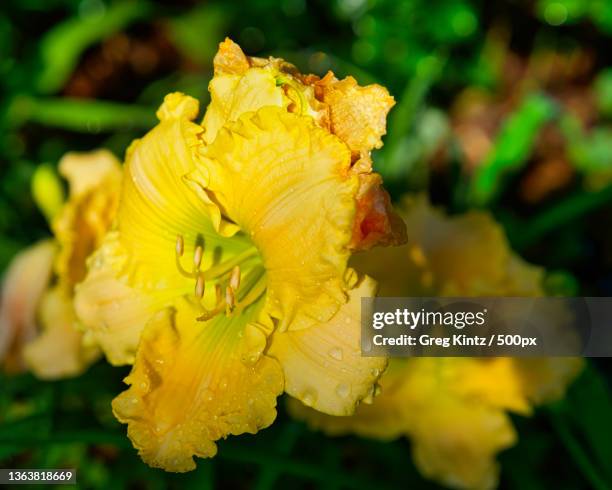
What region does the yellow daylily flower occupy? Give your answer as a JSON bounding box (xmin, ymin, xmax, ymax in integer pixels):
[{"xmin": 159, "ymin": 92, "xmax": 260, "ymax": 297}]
[
  {"xmin": 74, "ymin": 39, "xmax": 405, "ymax": 472},
  {"xmin": 0, "ymin": 150, "xmax": 121, "ymax": 379},
  {"xmin": 290, "ymin": 196, "xmax": 582, "ymax": 490}
]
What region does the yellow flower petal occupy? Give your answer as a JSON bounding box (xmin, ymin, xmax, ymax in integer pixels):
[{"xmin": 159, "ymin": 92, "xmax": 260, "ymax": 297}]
[
  {"xmin": 212, "ymin": 38, "xmax": 250, "ymax": 75},
  {"xmin": 269, "ymin": 274, "xmax": 386, "ymax": 415},
  {"xmin": 74, "ymin": 232, "xmax": 162, "ymax": 365},
  {"xmin": 451, "ymin": 358, "xmax": 533, "ymax": 414},
  {"xmin": 75, "ymin": 94, "xmax": 261, "ymax": 365},
  {"xmin": 292, "ymin": 358, "xmax": 517, "ymax": 490},
  {"xmin": 202, "ymin": 39, "xmax": 298, "ymax": 145},
  {"xmin": 116, "ymin": 92, "xmax": 248, "ymax": 291},
  {"xmin": 352, "ymin": 195, "xmax": 544, "ymax": 296},
  {"xmin": 350, "ymin": 173, "xmax": 406, "ymax": 251},
  {"xmin": 52, "ymin": 149, "xmax": 122, "ymax": 290},
  {"xmin": 203, "ymin": 39, "xmax": 330, "ymax": 144},
  {"xmin": 24, "ymin": 286, "xmax": 98, "ymax": 379},
  {"xmin": 410, "ymin": 395, "xmax": 516, "ymax": 490},
  {"xmin": 316, "ymin": 73, "xmax": 395, "ymax": 156},
  {"xmin": 288, "ymin": 359, "xmax": 410, "ymax": 440},
  {"xmin": 0, "ymin": 240, "xmax": 56, "ymax": 373},
  {"xmin": 512, "ymin": 357, "xmax": 584, "ymax": 405},
  {"xmin": 293, "ymin": 196, "xmax": 582, "ymax": 489},
  {"xmin": 31, "ymin": 164, "xmax": 64, "ymax": 224},
  {"xmin": 112, "ymin": 298, "xmax": 283, "ymax": 472},
  {"xmin": 190, "ymin": 106, "xmax": 358, "ymax": 332}
]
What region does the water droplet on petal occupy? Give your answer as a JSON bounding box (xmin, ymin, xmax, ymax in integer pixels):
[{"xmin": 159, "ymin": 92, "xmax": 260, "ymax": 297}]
[
  {"xmin": 328, "ymin": 347, "xmax": 343, "ymax": 361},
  {"xmin": 302, "ymin": 390, "xmax": 316, "ymax": 407},
  {"xmin": 335, "ymin": 383, "xmax": 350, "ymax": 398}
]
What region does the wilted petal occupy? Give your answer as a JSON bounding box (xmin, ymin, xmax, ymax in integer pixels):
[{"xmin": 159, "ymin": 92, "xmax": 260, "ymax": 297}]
[{"xmin": 316, "ymin": 73, "xmax": 395, "ymax": 157}]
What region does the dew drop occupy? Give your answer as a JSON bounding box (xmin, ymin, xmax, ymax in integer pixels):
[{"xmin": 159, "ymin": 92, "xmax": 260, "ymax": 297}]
[
  {"xmin": 328, "ymin": 347, "xmax": 343, "ymax": 361},
  {"xmin": 371, "ymin": 368, "xmax": 380, "ymax": 377},
  {"xmin": 335, "ymin": 383, "xmax": 350, "ymax": 399},
  {"xmin": 302, "ymin": 390, "xmax": 316, "ymax": 407}
]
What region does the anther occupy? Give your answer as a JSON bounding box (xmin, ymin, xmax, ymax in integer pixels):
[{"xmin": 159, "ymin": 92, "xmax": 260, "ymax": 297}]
[
  {"xmin": 175, "ymin": 236, "xmax": 196, "ymax": 279},
  {"xmin": 230, "ymin": 265, "xmax": 241, "ymax": 291},
  {"xmin": 193, "ymin": 245, "xmax": 203, "ymax": 270},
  {"xmin": 195, "ymin": 273, "xmax": 205, "ymax": 299},
  {"xmin": 176, "ymin": 235, "xmax": 184, "ymax": 256},
  {"xmin": 225, "ymin": 286, "xmax": 235, "ymax": 313}
]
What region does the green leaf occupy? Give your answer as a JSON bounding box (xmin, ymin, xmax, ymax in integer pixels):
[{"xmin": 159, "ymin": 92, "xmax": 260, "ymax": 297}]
[
  {"xmin": 565, "ymin": 364, "xmax": 612, "ymax": 483},
  {"xmin": 167, "ymin": 4, "xmax": 228, "ymax": 66},
  {"xmin": 511, "ymin": 184, "xmax": 612, "ymax": 250},
  {"xmin": 468, "ymin": 93, "xmax": 556, "ymax": 206},
  {"xmin": 595, "ymin": 69, "xmax": 612, "ymax": 117},
  {"xmin": 5, "ymin": 95, "xmax": 156, "ymax": 132},
  {"xmin": 36, "ymin": 1, "xmax": 152, "ymax": 94},
  {"xmin": 376, "ymin": 52, "xmax": 446, "ymax": 185}
]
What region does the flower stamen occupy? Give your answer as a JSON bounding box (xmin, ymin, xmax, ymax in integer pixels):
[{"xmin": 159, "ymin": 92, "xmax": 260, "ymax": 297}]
[
  {"xmin": 193, "ymin": 245, "xmax": 204, "ymax": 270},
  {"xmin": 229, "ymin": 265, "xmax": 241, "ymax": 291},
  {"xmin": 196, "ymin": 285, "xmax": 225, "ymax": 322},
  {"xmin": 175, "ymin": 235, "xmax": 199, "ymax": 279},
  {"xmin": 194, "ymin": 273, "xmax": 205, "ymax": 299},
  {"xmin": 225, "ymin": 286, "xmax": 235, "ymax": 314},
  {"xmin": 174, "ymin": 237, "xmax": 259, "ymax": 321}
]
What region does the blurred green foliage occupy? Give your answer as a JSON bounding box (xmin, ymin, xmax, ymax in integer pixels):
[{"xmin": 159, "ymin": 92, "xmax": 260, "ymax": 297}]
[{"xmin": 1, "ymin": 0, "xmax": 612, "ymax": 488}]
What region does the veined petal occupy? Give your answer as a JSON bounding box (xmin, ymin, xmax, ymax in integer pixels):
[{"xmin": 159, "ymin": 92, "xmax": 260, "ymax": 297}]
[
  {"xmin": 0, "ymin": 240, "xmax": 56, "ymax": 372},
  {"xmin": 24, "ymin": 286, "xmax": 99, "ymax": 379},
  {"xmin": 269, "ymin": 274, "xmax": 386, "ymax": 415},
  {"xmin": 112, "ymin": 298, "xmax": 283, "ymax": 472},
  {"xmin": 189, "ymin": 107, "xmax": 359, "ymax": 331},
  {"xmin": 117, "ymin": 92, "xmax": 248, "ymax": 292}
]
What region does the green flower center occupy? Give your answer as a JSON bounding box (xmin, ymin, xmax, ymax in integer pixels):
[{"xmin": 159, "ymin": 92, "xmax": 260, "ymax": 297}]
[{"xmin": 174, "ymin": 233, "xmax": 266, "ymax": 321}]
